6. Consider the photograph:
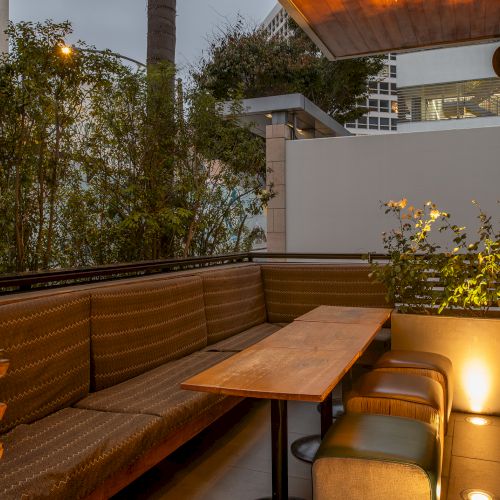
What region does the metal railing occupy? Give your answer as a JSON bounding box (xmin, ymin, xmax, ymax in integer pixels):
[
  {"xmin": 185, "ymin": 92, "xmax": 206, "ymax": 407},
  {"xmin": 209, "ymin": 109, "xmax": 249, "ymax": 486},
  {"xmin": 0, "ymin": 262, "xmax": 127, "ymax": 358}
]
[{"xmin": 0, "ymin": 252, "xmax": 387, "ymax": 294}]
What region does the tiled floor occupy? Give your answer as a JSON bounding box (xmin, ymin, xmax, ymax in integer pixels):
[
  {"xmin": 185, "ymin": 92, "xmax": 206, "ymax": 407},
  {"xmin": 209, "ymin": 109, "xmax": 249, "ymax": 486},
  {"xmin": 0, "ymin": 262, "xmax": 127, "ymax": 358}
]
[{"xmin": 115, "ymin": 401, "xmax": 500, "ymax": 500}]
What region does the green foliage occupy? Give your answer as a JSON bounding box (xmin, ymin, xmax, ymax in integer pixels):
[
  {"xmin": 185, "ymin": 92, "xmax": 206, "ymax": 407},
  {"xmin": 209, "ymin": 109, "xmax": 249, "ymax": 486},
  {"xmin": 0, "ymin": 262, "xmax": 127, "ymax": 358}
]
[
  {"xmin": 0, "ymin": 21, "xmax": 268, "ymax": 273},
  {"xmin": 371, "ymin": 200, "xmax": 499, "ymax": 317},
  {"xmin": 193, "ymin": 18, "xmax": 384, "ymax": 124}
]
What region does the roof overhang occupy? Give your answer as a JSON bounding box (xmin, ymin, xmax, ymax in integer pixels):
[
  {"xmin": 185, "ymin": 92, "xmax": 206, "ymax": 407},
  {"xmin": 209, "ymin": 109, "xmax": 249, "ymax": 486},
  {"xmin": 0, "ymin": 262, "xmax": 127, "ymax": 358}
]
[
  {"xmin": 279, "ymin": 0, "xmax": 500, "ymax": 60},
  {"xmin": 223, "ymin": 94, "xmax": 351, "ymax": 139}
]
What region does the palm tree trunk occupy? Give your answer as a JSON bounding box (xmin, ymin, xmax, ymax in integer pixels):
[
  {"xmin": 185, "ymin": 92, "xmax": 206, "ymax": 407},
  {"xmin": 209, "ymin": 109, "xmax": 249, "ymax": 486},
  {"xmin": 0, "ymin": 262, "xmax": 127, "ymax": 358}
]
[{"xmin": 147, "ymin": 0, "xmax": 176, "ymax": 65}]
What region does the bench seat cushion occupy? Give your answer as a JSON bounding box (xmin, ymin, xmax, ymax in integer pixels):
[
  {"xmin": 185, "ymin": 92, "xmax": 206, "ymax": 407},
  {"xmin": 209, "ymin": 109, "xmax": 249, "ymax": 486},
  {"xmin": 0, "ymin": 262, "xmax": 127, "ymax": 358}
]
[
  {"xmin": 90, "ymin": 276, "xmax": 208, "ymax": 391},
  {"xmin": 0, "ymin": 292, "xmax": 91, "ymax": 434},
  {"xmin": 204, "ymin": 323, "xmax": 282, "ymax": 352},
  {"xmin": 75, "ymin": 352, "xmax": 235, "ymax": 437},
  {"xmin": 202, "ymin": 265, "xmax": 267, "ymax": 344},
  {"xmin": 0, "ymin": 407, "xmax": 160, "ymax": 500}
]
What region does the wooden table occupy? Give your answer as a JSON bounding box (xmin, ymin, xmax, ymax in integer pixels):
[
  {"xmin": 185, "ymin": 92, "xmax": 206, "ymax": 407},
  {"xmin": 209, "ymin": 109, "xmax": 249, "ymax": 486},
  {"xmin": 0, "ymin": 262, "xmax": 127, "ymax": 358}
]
[{"xmin": 181, "ymin": 306, "xmax": 392, "ymax": 499}]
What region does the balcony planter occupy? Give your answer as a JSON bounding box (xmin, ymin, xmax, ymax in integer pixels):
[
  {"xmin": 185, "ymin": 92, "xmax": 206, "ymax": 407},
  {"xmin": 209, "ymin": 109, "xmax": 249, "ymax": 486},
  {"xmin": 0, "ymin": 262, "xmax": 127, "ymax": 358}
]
[{"xmin": 391, "ymin": 312, "xmax": 500, "ymax": 415}]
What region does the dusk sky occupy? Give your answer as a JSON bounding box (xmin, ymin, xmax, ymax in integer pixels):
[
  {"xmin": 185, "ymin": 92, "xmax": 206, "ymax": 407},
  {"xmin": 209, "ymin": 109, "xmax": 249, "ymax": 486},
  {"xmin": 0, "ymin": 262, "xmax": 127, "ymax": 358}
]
[{"xmin": 11, "ymin": 0, "xmax": 277, "ymax": 71}]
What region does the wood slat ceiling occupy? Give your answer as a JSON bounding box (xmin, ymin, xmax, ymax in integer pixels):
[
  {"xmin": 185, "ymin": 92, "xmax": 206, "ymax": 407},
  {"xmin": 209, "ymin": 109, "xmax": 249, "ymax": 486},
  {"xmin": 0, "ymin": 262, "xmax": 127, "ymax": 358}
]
[{"xmin": 279, "ymin": 0, "xmax": 500, "ymax": 59}]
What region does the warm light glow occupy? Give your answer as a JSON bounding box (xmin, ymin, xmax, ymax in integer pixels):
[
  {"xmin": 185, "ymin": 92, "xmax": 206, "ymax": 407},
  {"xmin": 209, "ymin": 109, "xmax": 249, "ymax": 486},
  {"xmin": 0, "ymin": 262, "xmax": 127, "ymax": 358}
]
[
  {"xmin": 265, "ymin": 113, "xmax": 272, "ymax": 119},
  {"xmin": 59, "ymin": 45, "xmax": 73, "ymax": 56},
  {"xmin": 466, "ymin": 416, "xmax": 490, "ymax": 426},
  {"xmin": 461, "ymin": 490, "xmax": 493, "ymax": 500},
  {"xmin": 463, "ymin": 360, "xmax": 491, "ymax": 413}
]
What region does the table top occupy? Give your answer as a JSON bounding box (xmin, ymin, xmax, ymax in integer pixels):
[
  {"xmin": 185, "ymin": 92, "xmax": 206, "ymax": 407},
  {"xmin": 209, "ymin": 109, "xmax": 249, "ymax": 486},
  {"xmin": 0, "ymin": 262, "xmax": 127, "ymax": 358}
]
[
  {"xmin": 295, "ymin": 305, "xmax": 392, "ymax": 325},
  {"xmin": 181, "ymin": 306, "xmax": 393, "ymax": 403}
]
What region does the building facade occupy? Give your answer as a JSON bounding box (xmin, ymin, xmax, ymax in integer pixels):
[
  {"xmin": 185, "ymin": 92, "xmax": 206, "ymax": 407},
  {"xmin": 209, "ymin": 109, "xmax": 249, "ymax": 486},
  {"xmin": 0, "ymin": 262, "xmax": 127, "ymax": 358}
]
[
  {"xmin": 0, "ymin": 0, "xmax": 8, "ymax": 54},
  {"xmin": 263, "ymin": 3, "xmax": 399, "ymax": 136},
  {"xmin": 397, "ymin": 42, "xmax": 500, "ymax": 133}
]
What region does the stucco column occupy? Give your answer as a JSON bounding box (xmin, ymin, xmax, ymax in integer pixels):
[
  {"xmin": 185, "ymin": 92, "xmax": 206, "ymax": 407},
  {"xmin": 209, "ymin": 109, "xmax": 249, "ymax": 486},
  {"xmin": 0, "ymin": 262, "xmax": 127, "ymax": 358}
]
[
  {"xmin": 266, "ymin": 123, "xmax": 291, "ymax": 253},
  {"xmin": 0, "ymin": 0, "xmax": 8, "ymax": 54}
]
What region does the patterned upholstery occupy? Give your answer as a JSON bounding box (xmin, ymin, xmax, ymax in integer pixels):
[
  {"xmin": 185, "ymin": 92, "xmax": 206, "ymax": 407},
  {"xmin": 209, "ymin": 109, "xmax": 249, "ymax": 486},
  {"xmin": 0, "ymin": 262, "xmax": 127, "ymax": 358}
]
[
  {"xmin": 90, "ymin": 276, "xmax": 207, "ymax": 390},
  {"xmin": 204, "ymin": 323, "xmax": 282, "ymax": 352},
  {"xmin": 0, "ymin": 292, "xmax": 91, "ymax": 434},
  {"xmin": 75, "ymin": 352, "xmax": 236, "ymax": 437},
  {"xmin": 261, "ymin": 264, "xmax": 389, "ymax": 323},
  {"xmin": 0, "ymin": 407, "xmax": 161, "ymax": 500},
  {"xmin": 202, "ymin": 265, "xmax": 267, "ymax": 344}
]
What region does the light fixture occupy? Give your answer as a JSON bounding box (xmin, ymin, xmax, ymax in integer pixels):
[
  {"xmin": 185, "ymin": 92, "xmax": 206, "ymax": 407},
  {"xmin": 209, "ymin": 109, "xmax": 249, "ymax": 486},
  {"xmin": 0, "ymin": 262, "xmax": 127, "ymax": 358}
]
[
  {"xmin": 265, "ymin": 113, "xmax": 272, "ymax": 119},
  {"xmin": 466, "ymin": 416, "xmax": 490, "ymax": 426},
  {"xmin": 59, "ymin": 45, "xmax": 73, "ymax": 56},
  {"xmin": 461, "ymin": 489, "xmax": 494, "ymax": 500}
]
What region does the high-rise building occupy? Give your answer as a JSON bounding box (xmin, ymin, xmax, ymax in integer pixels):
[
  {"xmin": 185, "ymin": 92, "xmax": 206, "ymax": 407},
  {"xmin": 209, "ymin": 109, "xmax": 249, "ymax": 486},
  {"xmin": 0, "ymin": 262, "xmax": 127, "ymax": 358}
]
[
  {"xmin": 397, "ymin": 42, "xmax": 500, "ymax": 133},
  {"xmin": 262, "ymin": 3, "xmax": 399, "ymax": 136}
]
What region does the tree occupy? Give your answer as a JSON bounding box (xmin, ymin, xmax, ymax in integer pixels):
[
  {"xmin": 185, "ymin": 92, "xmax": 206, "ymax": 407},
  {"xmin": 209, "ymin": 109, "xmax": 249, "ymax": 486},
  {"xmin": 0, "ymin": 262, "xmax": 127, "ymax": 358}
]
[
  {"xmin": 194, "ymin": 19, "xmax": 384, "ymax": 124},
  {"xmin": 147, "ymin": 0, "xmax": 176, "ymax": 66},
  {"xmin": 0, "ymin": 20, "xmax": 267, "ymax": 273}
]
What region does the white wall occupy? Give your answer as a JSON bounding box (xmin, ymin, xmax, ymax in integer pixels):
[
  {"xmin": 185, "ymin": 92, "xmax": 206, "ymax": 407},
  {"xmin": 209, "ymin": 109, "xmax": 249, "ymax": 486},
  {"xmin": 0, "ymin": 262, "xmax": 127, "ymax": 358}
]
[
  {"xmin": 0, "ymin": 0, "xmax": 7, "ymax": 54},
  {"xmin": 286, "ymin": 127, "xmax": 500, "ymax": 253},
  {"xmin": 397, "ymin": 42, "xmax": 500, "ymax": 87}
]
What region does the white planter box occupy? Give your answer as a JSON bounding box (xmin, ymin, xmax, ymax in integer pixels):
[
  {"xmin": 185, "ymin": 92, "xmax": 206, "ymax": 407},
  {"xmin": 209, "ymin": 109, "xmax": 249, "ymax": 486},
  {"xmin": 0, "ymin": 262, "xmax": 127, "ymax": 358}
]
[{"xmin": 391, "ymin": 312, "xmax": 500, "ymax": 415}]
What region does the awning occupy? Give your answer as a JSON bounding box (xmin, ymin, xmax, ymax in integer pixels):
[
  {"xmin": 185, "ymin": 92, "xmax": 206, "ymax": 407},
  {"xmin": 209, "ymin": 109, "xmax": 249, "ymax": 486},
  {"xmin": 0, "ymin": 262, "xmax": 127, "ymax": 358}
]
[{"xmin": 279, "ymin": 0, "xmax": 500, "ymax": 60}]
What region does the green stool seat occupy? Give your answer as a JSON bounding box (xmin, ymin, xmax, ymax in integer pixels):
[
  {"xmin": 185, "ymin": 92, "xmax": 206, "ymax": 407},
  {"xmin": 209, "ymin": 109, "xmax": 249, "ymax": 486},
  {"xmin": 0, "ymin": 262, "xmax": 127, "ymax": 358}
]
[{"xmin": 313, "ymin": 413, "xmax": 441, "ymax": 500}]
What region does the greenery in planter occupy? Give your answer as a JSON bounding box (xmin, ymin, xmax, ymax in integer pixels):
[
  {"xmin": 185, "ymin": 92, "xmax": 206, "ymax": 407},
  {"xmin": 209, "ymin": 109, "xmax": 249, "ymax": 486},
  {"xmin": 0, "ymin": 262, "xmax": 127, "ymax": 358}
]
[{"xmin": 371, "ymin": 199, "xmax": 499, "ymax": 317}]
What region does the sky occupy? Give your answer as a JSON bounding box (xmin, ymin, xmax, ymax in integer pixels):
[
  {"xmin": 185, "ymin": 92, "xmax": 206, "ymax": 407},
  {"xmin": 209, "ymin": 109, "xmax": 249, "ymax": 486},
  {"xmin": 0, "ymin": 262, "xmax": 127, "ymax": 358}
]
[{"xmin": 10, "ymin": 0, "xmax": 277, "ymax": 71}]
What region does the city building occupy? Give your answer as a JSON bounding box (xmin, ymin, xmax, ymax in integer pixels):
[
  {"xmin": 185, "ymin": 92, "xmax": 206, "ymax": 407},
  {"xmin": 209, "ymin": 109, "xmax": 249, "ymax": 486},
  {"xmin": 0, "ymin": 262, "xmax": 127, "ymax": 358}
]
[
  {"xmin": 397, "ymin": 42, "xmax": 500, "ymax": 133},
  {"xmin": 262, "ymin": 3, "xmax": 399, "ymax": 136},
  {"xmin": 0, "ymin": 0, "xmax": 8, "ymax": 54}
]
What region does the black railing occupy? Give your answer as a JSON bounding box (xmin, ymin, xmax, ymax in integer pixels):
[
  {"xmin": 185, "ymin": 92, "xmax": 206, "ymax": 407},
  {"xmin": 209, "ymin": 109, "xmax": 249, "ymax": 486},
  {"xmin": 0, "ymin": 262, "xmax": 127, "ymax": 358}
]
[{"xmin": 0, "ymin": 252, "xmax": 386, "ymax": 294}]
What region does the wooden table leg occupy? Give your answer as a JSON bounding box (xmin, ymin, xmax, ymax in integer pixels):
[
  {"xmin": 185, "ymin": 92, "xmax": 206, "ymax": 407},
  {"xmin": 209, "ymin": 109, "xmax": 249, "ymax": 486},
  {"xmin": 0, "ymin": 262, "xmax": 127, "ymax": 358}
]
[
  {"xmin": 271, "ymin": 400, "xmax": 288, "ymax": 500},
  {"xmin": 320, "ymin": 392, "xmax": 333, "ymax": 439}
]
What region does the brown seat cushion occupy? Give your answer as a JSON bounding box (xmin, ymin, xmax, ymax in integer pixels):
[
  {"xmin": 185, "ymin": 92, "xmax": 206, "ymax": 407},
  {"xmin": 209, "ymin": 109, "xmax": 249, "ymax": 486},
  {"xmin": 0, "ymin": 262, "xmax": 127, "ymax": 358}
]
[
  {"xmin": 0, "ymin": 292, "xmax": 91, "ymax": 433},
  {"xmin": 75, "ymin": 352, "xmax": 235, "ymax": 437},
  {"xmin": 0, "ymin": 407, "xmax": 160, "ymax": 500},
  {"xmin": 374, "ymin": 350, "xmax": 453, "ymax": 422},
  {"xmin": 204, "ymin": 323, "xmax": 282, "ymax": 352},
  {"xmin": 202, "ymin": 265, "xmax": 267, "ymax": 344},
  {"xmin": 90, "ymin": 276, "xmax": 208, "ymax": 390},
  {"xmin": 261, "ymin": 264, "xmax": 389, "ymax": 323},
  {"xmin": 346, "ymin": 371, "xmax": 445, "ymax": 436}
]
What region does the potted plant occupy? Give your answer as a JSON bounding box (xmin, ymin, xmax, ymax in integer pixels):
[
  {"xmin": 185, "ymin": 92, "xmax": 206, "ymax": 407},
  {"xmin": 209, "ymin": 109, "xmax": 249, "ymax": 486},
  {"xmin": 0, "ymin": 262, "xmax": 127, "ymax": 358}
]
[{"xmin": 371, "ymin": 200, "xmax": 499, "ymax": 414}]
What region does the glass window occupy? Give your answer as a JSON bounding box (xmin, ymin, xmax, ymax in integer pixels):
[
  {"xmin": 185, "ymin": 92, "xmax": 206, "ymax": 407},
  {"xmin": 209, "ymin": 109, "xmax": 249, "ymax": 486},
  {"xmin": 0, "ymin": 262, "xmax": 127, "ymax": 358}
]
[
  {"xmin": 380, "ymin": 117, "xmax": 390, "ymax": 130},
  {"xmin": 380, "ymin": 100, "xmax": 390, "ymax": 112},
  {"xmin": 391, "ymin": 101, "xmax": 399, "ymax": 114},
  {"xmin": 391, "ymin": 118, "xmax": 397, "ymax": 130},
  {"xmin": 390, "ymin": 65, "xmax": 397, "ymax": 78},
  {"xmin": 379, "ymin": 82, "xmax": 389, "ymax": 95},
  {"xmin": 390, "ymin": 83, "xmax": 397, "ymax": 94},
  {"xmin": 345, "ymin": 122, "xmax": 356, "ymax": 128},
  {"xmin": 369, "ymin": 81, "xmax": 378, "ymax": 92},
  {"xmin": 369, "ymin": 117, "xmax": 378, "ymax": 129},
  {"xmin": 357, "ymin": 116, "xmax": 367, "ymax": 129},
  {"xmin": 390, "ymin": 53, "xmax": 396, "ymax": 61},
  {"xmin": 369, "ymin": 99, "xmax": 378, "ymax": 111}
]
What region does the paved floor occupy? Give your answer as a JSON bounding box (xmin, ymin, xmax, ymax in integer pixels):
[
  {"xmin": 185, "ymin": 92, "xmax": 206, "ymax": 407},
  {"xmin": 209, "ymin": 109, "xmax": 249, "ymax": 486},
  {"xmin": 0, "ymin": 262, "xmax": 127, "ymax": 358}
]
[{"xmin": 115, "ymin": 400, "xmax": 500, "ymax": 500}]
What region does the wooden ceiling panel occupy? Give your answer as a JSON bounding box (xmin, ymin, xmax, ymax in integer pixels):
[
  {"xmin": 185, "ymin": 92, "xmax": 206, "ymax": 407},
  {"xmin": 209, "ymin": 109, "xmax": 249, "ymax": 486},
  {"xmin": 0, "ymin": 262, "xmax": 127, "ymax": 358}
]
[{"xmin": 280, "ymin": 0, "xmax": 500, "ymax": 59}]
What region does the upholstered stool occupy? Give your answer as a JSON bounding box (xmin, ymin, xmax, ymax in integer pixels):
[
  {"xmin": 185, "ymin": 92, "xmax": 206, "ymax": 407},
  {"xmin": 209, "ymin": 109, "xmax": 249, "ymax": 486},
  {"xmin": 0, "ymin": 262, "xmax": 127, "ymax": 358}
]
[
  {"xmin": 373, "ymin": 350, "xmax": 453, "ymax": 426},
  {"xmin": 313, "ymin": 413, "xmax": 441, "ymax": 500},
  {"xmin": 345, "ymin": 371, "xmax": 445, "ymax": 442}
]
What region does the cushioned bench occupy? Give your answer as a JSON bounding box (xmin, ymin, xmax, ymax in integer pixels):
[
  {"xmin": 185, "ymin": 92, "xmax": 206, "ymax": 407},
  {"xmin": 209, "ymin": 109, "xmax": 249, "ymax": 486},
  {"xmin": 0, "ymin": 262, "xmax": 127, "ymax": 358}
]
[{"xmin": 0, "ymin": 262, "xmax": 392, "ymax": 499}]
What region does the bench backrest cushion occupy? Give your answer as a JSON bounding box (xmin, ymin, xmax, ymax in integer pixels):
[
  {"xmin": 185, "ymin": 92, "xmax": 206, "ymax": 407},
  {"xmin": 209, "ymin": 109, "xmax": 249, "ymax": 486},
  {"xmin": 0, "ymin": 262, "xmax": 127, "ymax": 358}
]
[
  {"xmin": 202, "ymin": 265, "xmax": 267, "ymax": 344},
  {"xmin": 90, "ymin": 276, "xmax": 207, "ymax": 390},
  {"xmin": 0, "ymin": 292, "xmax": 91, "ymax": 433},
  {"xmin": 262, "ymin": 264, "xmax": 389, "ymax": 323}
]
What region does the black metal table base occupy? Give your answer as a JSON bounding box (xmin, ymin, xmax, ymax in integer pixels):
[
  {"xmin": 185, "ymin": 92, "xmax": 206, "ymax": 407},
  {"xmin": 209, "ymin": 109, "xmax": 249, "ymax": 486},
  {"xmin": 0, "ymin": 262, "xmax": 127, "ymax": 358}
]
[{"xmin": 291, "ymin": 392, "xmax": 338, "ymax": 464}]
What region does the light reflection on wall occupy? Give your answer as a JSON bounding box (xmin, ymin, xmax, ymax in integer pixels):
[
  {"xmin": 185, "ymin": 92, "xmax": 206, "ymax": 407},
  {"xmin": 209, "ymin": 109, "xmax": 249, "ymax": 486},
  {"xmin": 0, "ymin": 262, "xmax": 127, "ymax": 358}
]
[{"xmin": 463, "ymin": 360, "xmax": 491, "ymax": 413}]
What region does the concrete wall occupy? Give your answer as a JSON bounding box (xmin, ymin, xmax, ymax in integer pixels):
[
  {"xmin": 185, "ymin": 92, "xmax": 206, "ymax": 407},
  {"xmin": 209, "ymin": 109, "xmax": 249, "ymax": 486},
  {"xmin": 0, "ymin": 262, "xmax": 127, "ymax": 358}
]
[
  {"xmin": 0, "ymin": 0, "xmax": 8, "ymax": 54},
  {"xmin": 286, "ymin": 126, "xmax": 500, "ymax": 253},
  {"xmin": 397, "ymin": 41, "xmax": 500, "ymax": 87}
]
